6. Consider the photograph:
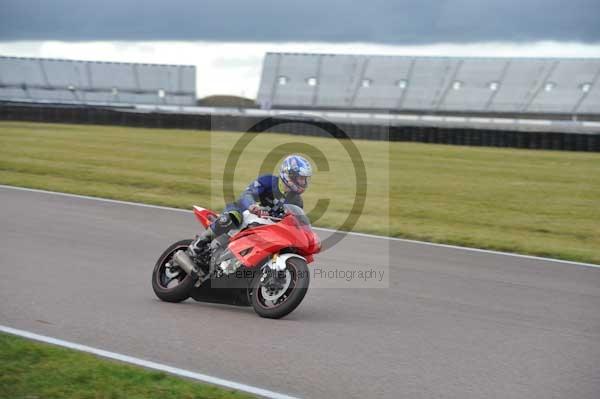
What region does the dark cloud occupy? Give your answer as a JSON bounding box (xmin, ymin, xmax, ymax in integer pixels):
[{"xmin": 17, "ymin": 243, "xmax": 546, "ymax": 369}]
[{"xmin": 1, "ymin": 0, "xmax": 598, "ymax": 43}]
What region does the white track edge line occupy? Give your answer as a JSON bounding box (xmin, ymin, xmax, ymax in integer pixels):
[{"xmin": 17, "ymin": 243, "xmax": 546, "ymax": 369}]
[
  {"xmin": 314, "ymin": 226, "xmax": 600, "ymax": 268},
  {"xmin": 0, "ymin": 325, "xmax": 299, "ymax": 399},
  {"xmin": 2, "ymin": 184, "xmax": 599, "ymax": 269}
]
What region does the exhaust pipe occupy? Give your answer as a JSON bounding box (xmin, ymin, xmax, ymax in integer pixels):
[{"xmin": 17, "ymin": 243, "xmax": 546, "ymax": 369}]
[{"xmin": 173, "ymin": 250, "xmax": 205, "ymax": 278}]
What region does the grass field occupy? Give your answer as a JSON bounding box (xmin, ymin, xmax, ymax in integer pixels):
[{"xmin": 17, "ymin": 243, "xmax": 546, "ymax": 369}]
[
  {"xmin": 0, "ymin": 333, "xmax": 254, "ymax": 399},
  {"xmin": 1, "ymin": 121, "xmax": 599, "ymax": 264}
]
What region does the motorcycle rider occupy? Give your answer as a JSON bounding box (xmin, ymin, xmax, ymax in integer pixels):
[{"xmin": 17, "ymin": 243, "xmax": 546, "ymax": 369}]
[{"xmin": 188, "ymin": 154, "xmax": 313, "ymax": 255}]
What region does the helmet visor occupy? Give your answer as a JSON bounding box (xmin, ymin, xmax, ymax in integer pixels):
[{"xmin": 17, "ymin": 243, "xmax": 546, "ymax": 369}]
[{"xmin": 293, "ymin": 175, "xmax": 310, "ymax": 189}]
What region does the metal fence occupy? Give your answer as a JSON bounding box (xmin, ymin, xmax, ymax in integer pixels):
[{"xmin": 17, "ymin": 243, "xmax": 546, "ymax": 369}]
[{"xmin": 1, "ymin": 103, "xmax": 598, "ymax": 152}]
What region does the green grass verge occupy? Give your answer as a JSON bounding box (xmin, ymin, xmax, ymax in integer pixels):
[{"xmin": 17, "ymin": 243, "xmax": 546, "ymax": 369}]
[
  {"xmin": 1, "ymin": 121, "xmax": 599, "ymax": 264},
  {"xmin": 0, "ymin": 332, "xmax": 254, "ymax": 399}
]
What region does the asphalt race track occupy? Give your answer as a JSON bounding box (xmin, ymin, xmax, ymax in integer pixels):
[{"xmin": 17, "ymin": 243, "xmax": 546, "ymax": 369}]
[{"xmin": 1, "ymin": 186, "xmax": 599, "ymax": 398}]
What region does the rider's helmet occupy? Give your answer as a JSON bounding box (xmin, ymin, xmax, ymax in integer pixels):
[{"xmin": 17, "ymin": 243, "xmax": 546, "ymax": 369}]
[{"xmin": 279, "ymin": 155, "xmax": 313, "ymax": 194}]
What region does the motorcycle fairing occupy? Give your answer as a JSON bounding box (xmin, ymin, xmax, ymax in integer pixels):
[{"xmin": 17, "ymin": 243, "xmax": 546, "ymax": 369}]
[
  {"xmin": 190, "ymin": 279, "xmax": 252, "ymax": 306},
  {"xmin": 192, "ymin": 205, "xmax": 320, "ymax": 268},
  {"xmin": 227, "ymin": 215, "xmax": 319, "ymax": 268}
]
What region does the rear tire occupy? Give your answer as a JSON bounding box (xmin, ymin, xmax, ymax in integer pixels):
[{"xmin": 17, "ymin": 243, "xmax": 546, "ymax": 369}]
[
  {"xmin": 251, "ymin": 257, "xmax": 310, "ymax": 319},
  {"xmin": 152, "ymin": 239, "xmax": 196, "ymax": 303}
]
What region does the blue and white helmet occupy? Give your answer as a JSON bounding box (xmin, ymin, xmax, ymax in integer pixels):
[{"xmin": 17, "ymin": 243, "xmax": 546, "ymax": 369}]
[{"xmin": 280, "ymin": 155, "xmax": 313, "ymax": 194}]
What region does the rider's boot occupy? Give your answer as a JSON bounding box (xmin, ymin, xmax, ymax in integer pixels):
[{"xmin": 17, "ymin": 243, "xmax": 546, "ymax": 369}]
[
  {"xmin": 188, "ymin": 228, "xmax": 215, "ymax": 256},
  {"xmin": 188, "ymin": 211, "xmax": 241, "ymax": 256}
]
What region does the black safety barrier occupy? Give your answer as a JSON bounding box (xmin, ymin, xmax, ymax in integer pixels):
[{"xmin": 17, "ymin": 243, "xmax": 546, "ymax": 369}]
[{"xmin": 1, "ymin": 103, "xmax": 598, "ymax": 152}]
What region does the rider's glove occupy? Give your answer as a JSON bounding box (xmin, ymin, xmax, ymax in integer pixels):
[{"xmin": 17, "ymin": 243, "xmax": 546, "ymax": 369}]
[{"xmin": 249, "ymin": 204, "xmax": 270, "ymax": 218}]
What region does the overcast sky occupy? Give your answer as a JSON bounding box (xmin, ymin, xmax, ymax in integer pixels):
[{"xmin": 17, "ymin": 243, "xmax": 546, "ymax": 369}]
[
  {"xmin": 1, "ymin": 1, "xmax": 599, "ymax": 98},
  {"xmin": 2, "ymin": 0, "xmax": 599, "ymax": 43}
]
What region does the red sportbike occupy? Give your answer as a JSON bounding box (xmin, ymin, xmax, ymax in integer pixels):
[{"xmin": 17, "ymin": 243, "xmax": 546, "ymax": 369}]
[{"xmin": 152, "ymin": 204, "xmax": 321, "ymax": 319}]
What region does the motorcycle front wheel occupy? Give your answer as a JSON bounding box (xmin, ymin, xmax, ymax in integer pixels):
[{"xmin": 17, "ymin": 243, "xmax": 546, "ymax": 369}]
[
  {"xmin": 251, "ymin": 257, "xmax": 310, "ymax": 319},
  {"xmin": 152, "ymin": 239, "xmax": 197, "ymax": 303}
]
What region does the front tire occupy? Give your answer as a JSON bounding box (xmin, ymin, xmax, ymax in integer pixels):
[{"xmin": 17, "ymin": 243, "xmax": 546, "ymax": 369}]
[
  {"xmin": 152, "ymin": 239, "xmax": 196, "ymax": 303},
  {"xmin": 251, "ymin": 257, "xmax": 310, "ymax": 319}
]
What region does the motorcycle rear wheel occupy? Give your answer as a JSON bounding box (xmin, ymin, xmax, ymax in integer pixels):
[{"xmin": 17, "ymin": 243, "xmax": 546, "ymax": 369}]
[
  {"xmin": 152, "ymin": 239, "xmax": 197, "ymax": 303},
  {"xmin": 251, "ymin": 257, "xmax": 310, "ymax": 319}
]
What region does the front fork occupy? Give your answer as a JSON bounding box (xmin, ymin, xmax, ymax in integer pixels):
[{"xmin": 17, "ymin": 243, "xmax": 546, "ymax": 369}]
[{"xmin": 260, "ymin": 253, "xmax": 298, "ymax": 289}]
